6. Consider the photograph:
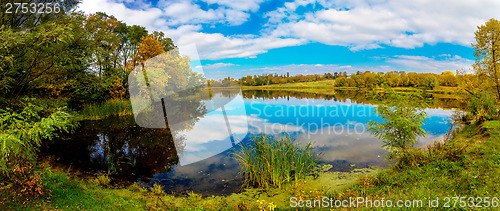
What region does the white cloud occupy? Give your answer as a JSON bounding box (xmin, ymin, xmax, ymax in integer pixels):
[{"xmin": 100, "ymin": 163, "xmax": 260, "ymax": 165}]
[
  {"xmin": 171, "ymin": 31, "xmax": 304, "ymax": 60},
  {"xmin": 271, "ymin": 0, "xmax": 500, "ymax": 50},
  {"xmin": 78, "ymin": 0, "xmax": 163, "ymax": 27},
  {"xmin": 386, "ymin": 55, "xmax": 473, "ymax": 73},
  {"xmin": 202, "ymin": 63, "xmax": 235, "ymax": 69},
  {"xmin": 157, "ymin": 0, "xmax": 250, "ymax": 26},
  {"xmin": 203, "ymin": 0, "xmax": 265, "ymax": 12},
  {"xmin": 79, "ymin": 0, "xmax": 500, "ymax": 60}
]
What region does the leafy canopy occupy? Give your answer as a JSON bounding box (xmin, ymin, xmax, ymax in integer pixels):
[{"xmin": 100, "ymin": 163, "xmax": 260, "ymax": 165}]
[
  {"xmin": 472, "ymin": 18, "xmax": 500, "ymax": 99},
  {"xmin": 0, "ymin": 98, "xmax": 75, "ymax": 176}
]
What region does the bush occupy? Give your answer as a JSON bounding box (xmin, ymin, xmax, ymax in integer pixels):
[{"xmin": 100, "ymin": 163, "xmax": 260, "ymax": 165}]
[
  {"xmin": 467, "ymin": 92, "xmax": 499, "ymax": 124},
  {"xmin": 367, "ymin": 90, "xmax": 428, "ymax": 161},
  {"xmin": 233, "ymin": 134, "xmax": 319, "ymax": 189},
  {"xmin": 91, "ymin": 174, "xmax": 111, "ymax": 188},
  {"xmin": 68, "ymin": 75, "xmax": 112, "ymax": 109},
  {"xmin": 424, "ymin": 75, "xmax": 439, "ymax": 90},
  {"xmin": 334, "ymin": 77, "xmax": 347, "ymax": 87},
  {"xmin": 150, "ymin": 183, "xmax": 165, "ymax": 196},
  {"xmin": 0, "ymin": 98, "xmax": 75, "ymax": 176}
]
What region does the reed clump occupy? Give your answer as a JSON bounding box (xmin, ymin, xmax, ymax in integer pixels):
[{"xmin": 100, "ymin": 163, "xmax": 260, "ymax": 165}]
[
  {"xmin": 234, "ymin": 134, "xmax": 319, "ymax": 189},
  {"xmin": 80, "ymin": 99, "xmax": 132, "ymax": 120}
]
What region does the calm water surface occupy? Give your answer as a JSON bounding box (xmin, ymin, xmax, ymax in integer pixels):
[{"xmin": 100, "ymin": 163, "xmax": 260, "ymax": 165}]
[{"xmin": 40, "ymin": 90, "xmax": 458, "ymax": 195}]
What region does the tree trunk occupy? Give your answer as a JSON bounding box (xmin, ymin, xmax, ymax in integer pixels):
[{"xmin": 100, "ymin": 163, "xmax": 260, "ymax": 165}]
[{"xmin": 492, "ymin": 41, "xmax": 500, "ymax": 100}]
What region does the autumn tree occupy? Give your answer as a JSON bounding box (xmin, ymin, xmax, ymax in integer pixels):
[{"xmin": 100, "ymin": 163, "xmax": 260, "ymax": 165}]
[
  {"xmin": 439, "ymin": 71, "xmax": 457, "ymax": 87},
  {"xmin": 132, "ymin": 34, "xmax": 166, "ymax": 68},
  {"xmin": 473, "ymin": 18, "xmax": 500, "ymax": 99},
  {"xmin": 84, "ymin": 13, "xmax": 121, "ymax": 77}
]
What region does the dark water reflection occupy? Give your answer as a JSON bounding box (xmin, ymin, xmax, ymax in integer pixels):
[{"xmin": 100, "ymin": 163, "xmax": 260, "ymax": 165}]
[
  {"xmin": 40, "ymin": 116, "xmax": 179, "ymax": 181},
  {"xmin": 40, "ymin": 90, "xmax": 461, "ymax": 195}
]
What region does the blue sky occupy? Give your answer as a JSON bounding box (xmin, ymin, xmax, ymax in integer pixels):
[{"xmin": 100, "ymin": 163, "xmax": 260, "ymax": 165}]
[{"xmin": 79, "ymin": 0, "xmax": 500, "ymax": 79}]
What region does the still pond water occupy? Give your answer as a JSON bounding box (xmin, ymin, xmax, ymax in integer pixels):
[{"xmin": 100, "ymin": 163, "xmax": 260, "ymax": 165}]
[{"xmin": 40, "ymin": 90, "xmax": 458, "ymax": 195}]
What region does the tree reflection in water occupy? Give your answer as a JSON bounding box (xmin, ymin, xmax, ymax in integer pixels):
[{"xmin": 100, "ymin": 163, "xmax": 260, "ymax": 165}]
[
  {"xmin": 41, "ymin": 116, "xmax": 181, "ymax": 182},
  {"xmin": 40, "ymin": 89, "xmax": 461, "ymax": 195},
  {"xmin": 40, "ymin": 89, "xmax": 243, "ymax": 190},
  {"xmin": 243, "ymin": 89, "xmax": 465, "ymax": 109}
]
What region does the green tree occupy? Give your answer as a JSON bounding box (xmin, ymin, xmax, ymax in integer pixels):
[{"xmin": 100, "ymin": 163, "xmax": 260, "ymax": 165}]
[
  {"xmin": 424, "ymin": 75, "xmax": 439, "ymax": 90},
  {"xmin": 0, "ymin": 98, "xmax": 75, "ymax": 175},
  {"xmin": 84, "ymin": 13, "xmax": 122, "ymax": 77},
  {"xmin": 334, "ymin": 77, "xmax": 347, "ymax": 87},
  {"xmin": 367, "ymin": 91, "xmax": 428, "ymax": 161},
  {"xmin": 0, "ymin": 15, "xmax": 77, "ymax": 98},
  {"xmin": 473, "ymin": 18, "xmax": 500, "ymax": 99},
  {"xmin": 0, "ymin": 0, "xmax": 79, "ymax": 30}
]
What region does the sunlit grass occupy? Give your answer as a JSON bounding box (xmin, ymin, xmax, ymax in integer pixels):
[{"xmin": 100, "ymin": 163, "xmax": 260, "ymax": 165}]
[
  {"xmin": 79, "ymin": 99, "xmax": 132, "ymax": 120},
  {"xmin": 326, "ymin": 120, "xmax": 500, "ymax": 210},
  {"xmin": 233, "ymin": 134, "xmax": 319, "ymax": 190}
]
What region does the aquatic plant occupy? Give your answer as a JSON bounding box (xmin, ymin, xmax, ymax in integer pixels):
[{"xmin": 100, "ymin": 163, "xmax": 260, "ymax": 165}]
[
  {"xmin": 79, "ymin": 99, "xmax": 132, "ymax": 120},
  {"xmin": 233, "ymin": 134, "xmax": 319, "ymax": 189}
]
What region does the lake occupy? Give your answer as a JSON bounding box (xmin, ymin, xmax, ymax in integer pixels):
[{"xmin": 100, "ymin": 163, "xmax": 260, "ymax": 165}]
[{"xmin": 40, "ymin": 89, "xmax": 458, "ymax": 196}]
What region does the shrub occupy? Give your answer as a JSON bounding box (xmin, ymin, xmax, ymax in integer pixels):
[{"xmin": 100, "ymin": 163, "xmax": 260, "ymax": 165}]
[
  {"xmin": 0, "ymin": 98, "xmax": 75, "ymax": 176},
  {"xmin": 424, "ymin": 75, "xmax": 439, "ymax": 90},
  {"xmin": 91, "ymin": 174, "xmax": 111, "ymax": 188},
  {"xmin": 467, "ymin": 92, "xmax": 499, "ymax": 124},
  {"xmin": 233, "ymin": 134, "xmax": 319, "ymax": 189},
  {"xmin": 367, "ymin": 91, "xmax": 428, "ymax": 161},
  {"xmin": 150, "ymin": 183, "xmax": 165, "ymax": 196},
  {"xmin": 334, "ymin": 77, "xmax": 347, "ymax": 87}
]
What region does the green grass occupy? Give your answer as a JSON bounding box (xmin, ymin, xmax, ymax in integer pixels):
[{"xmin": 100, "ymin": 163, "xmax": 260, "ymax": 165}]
[
  {"xmin": 78, "ymin": 98, "xmax": 132, "ymax": 120},
  {"xmin": 2, "ymin": 113, "xmax": 497, "ymax": 210},
  {"xmin": 0, "ymin": 163, "xmax": 379, "ymax": 210},
  {"xmin": 0, "ymin": 165, "xmax": 249, "ymax": 210},
  {"xmin": 233, "ymin": 134, "xmax": 320, "ymax": 190}
]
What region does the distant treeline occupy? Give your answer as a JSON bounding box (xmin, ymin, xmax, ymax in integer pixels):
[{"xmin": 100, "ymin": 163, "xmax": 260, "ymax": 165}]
[
  {"xmin": 242, "ymin": 89, "xmax": 465, "ymax": 109},
  {"xmin": 208, "ymin": 70, "xmax": 461, "ymax": 90}
]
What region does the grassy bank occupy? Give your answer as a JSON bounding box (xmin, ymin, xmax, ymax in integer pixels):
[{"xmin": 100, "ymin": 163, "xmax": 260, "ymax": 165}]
[
  {"xmin": 2, "ymin": 121, "xmax": 497, "ymax": 210},
  {"xmin": 322, "ymin": 120, "xmax": 500, "ymax": 210},
  {"xmin": 0, "ymin": 161, "xmax": 380, "ymax": 210}
]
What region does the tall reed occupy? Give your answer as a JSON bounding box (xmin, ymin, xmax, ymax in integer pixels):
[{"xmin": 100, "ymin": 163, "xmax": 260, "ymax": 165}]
[
  {"xmin": 80, "ymin": 99, "xmax": 132, "ymax": 120},
  {"xmin": 233, "ymin": 134, "xmax": 319, "ymax": 189}
]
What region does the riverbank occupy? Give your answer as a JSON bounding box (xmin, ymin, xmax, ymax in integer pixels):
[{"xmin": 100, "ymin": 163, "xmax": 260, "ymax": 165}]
[
  {"xmin": 2, "ymin": 120, "xmax": 498, "ymax": 210},
  {"xmin": 0, "ymin": 162, "xmax": 380, "ymax": 210},
  {"xmin": 324, "ymin": 120, "xmax": 500, "ymax": 210},
  {"xmin": 239, "ymin": 80, "xmax": 462, "ymax": 97}
]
